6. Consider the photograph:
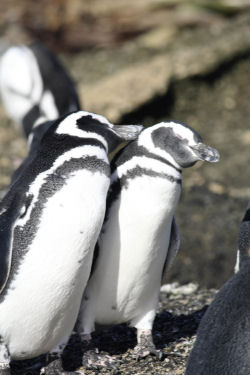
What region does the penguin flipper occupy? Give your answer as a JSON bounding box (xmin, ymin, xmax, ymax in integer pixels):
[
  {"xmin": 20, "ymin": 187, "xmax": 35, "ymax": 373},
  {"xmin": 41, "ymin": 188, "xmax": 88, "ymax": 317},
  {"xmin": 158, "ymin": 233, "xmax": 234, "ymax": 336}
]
[
  {"xmin": 0, "ymin": 192, "xmax": 26, "ymax": 294},
  {"xmin": 161, "ymin": 217, "xmax": 180, "ymax": 285},
  {"xmin": 0, "ymin": 207, "xmax": 15, "ymax": 294}
]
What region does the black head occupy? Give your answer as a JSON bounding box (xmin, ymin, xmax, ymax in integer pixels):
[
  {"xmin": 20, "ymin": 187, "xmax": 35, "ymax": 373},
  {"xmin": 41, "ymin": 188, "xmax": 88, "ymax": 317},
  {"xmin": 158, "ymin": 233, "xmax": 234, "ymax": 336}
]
[
  {"xmin": 44, "ymin": 111, "xmax": 143, "ymax": 154},
  {"xmin": 139, "ymin": 120, "xmax": 220, "ymax": 169}
]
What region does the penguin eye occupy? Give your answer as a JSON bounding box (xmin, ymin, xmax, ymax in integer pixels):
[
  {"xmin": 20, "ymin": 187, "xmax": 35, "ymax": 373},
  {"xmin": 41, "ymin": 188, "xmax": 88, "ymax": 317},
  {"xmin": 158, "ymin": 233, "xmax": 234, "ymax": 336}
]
[{"xmin": 176, "ymin": 134, "xmax": 184, "ymax": 140}]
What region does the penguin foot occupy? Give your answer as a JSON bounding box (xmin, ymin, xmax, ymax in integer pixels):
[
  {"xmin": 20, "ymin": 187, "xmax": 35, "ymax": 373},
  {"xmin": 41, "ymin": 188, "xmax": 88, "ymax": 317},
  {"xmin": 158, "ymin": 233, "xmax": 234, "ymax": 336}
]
[
  {"xmin": 133, "ymin": 344, "xmax": 163, "ymax": 361},
  {"xmin": 133, "ymin": 329, "xmax": 163, "ymax": 361},
  {"xmin": 82, "ymin": 349, "xmax": 120, "ymax": 371},
  {"xmin": 40, "ymin": 358, "xmax": 80, "ymax": 375}
]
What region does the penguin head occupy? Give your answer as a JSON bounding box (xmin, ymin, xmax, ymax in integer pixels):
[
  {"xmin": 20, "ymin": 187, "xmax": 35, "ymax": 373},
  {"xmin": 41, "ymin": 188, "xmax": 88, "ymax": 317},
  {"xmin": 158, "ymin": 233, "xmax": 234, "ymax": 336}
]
[
  {"xmin": 139, "ymin": 120, "xmax": 220, "ymax": 169},
  {"xmin": 44, "ymin": 111, "xmax": 143, "ymax": 154}
]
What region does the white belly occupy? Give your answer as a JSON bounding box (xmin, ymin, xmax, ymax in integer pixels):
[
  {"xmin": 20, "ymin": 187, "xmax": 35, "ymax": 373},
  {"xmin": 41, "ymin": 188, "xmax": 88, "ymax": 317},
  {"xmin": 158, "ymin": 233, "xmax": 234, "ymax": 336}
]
[
  {"xmin": 0, "ymin": 170, "xmax": 109, "ymax": 359},
  {"xmin": 82, "ymin": 175, "xmax": 181, "ymax": 329}
]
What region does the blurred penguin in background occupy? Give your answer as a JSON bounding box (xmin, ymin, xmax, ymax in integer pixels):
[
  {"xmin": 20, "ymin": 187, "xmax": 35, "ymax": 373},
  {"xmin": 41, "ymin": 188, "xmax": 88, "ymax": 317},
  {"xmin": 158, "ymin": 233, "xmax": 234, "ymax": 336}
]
[
  {"xmin": 0, "ymin": 42, "xmax": 81, "ymax": 138},
  {"xmin": 186, "ymin": 202, "xmax": 250, "ymax": 375}
]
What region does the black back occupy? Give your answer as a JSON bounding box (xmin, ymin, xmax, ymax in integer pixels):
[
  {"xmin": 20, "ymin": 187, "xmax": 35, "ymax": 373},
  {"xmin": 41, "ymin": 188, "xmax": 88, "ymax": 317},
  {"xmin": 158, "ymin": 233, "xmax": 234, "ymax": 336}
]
[
  {"xmin": 238, "ymin": 202, "xmax": 250, "ymax": 267},
  {"xmin": 186, "ymin": 204, "xmax": 250, "ymax": 374},
  {"xmin": 186, "ymin": 261, "xmax": 250, "ymax": 375},
  {"xmin": 30, "ymin": 42, "xmax": 81, "ymax": 114}
]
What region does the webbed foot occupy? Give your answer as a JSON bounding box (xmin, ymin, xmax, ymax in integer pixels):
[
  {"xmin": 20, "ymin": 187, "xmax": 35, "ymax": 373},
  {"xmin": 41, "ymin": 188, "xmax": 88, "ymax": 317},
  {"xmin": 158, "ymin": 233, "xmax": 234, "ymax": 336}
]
[
  {"xmin": 133, "ymin": 329, "xmax": 163, "ymax": 361},
  {"xmin": 133, "ymin": 344, "xmax": 163, "ymax": 360}
]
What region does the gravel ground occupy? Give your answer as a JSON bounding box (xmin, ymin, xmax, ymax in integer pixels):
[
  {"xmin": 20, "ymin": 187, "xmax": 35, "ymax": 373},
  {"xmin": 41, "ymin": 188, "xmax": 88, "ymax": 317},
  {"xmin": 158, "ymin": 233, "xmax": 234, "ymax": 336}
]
[{"xmin": 10, "ymin": 284, "xmax": 216, "ymax": 375}]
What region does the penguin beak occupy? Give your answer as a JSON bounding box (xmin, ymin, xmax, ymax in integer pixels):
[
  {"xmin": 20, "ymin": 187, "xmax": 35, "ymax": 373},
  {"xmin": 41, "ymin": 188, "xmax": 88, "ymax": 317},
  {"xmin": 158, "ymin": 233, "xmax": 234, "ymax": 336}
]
[
  {"xmin": 108, "ymin": 125, "xmax": 143, "ymax": 162},
  {"xmin": 191, "ymin": 143, "xmax": 220, "ymax": 163},
  {"xmin": 112, "ymin": 125, "xmax": 143, "ymax": 141}
]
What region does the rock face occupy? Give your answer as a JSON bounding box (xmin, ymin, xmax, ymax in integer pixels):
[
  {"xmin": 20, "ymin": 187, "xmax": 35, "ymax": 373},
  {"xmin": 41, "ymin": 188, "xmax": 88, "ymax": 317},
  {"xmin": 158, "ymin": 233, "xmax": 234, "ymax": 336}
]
[
  {"xmin": 78, "ymin": 13, "xmax": 250, "ymax": 289},
  {"xmin": 83, "ymin": 14, "xmax": 250, "ymax": 123}
]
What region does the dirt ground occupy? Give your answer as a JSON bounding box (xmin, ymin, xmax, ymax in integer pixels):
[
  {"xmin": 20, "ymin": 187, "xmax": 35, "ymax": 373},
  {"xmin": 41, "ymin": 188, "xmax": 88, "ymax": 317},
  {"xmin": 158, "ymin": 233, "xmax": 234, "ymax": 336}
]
[{"xmin": 10, "ymin": 284, "xmax": 215, "ymax": 375}]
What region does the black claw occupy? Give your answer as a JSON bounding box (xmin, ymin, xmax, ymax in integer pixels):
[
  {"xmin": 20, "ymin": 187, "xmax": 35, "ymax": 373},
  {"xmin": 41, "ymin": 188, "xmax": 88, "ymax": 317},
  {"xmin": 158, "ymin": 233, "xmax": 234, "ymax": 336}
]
[
  {"xmin": 133, "ymin": 345, "xmax": 163, "ymax": 361},
  {"xmin": 134, "ymin": 330, "xmax": 163, "ymax": 361}
]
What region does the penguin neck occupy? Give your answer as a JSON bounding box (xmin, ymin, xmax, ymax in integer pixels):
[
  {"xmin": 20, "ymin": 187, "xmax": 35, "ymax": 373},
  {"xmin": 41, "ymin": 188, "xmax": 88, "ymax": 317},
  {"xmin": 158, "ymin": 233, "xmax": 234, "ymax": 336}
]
[
  {"xmin": 40, "ymin": 133, "xmax": 107, "ymax": 161},
  {"xmin": 111, "ymin": 141, "xmax": 182, "ymax": 179},
  {"xmin": 106, "ymin": 141, "xmax": 182, "ymax": 225},
  {"xmin": 9, "ymin": 141, "xmax": 109, "ymax": 203}
]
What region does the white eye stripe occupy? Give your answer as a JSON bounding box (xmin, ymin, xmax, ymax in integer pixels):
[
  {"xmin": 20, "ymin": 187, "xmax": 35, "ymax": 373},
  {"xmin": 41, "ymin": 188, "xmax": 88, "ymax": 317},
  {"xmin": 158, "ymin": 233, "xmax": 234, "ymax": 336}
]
[
  {"xmin": 56, "ymin": 112, "xmax": 87, "ymax": 135},
  {"xmin": 138, "ymin": 124, "xmax": 181, "ymax": 170},
  {"xmin": 81, "ymin": 111, "xmax": 113, "ymax": 127},
  {"xmin": 56, "ymin": 111, "xmax": 109, "ymax": 152}
]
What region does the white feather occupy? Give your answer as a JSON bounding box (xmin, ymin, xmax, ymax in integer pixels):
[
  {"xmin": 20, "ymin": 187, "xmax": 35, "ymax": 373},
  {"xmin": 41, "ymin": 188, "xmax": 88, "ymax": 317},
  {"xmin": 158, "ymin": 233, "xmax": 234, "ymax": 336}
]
[
  {"xmin": 56, "ymin": 111, "xmax": 109, "ymax": 152},
  {"xmin": 0, "ymin": 46, "xmax": 43, "ymax": 126},
  {"xmin": 234, "ymin": 249, "xmax": 240, "ymax": 273}
]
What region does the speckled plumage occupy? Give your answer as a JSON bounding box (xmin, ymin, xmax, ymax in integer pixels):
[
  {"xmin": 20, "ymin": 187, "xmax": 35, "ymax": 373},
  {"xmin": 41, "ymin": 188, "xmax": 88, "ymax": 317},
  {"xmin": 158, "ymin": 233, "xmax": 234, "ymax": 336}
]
[{"xmin": 0, "ymin": 111, "xmax": 142, "ymax": 374}]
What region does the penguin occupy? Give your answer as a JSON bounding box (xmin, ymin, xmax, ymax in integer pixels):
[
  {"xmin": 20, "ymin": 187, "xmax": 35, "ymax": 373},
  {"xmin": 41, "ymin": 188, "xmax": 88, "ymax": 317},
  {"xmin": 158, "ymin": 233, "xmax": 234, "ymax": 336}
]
[
  {"xmin": 76, "ymin": 120, "xmax": 220, "ymax": 368},
  {"xmin": 0, "ymin": 110, "xmax": 142, "ymax": 375},
  {"xmin": 234, "ymin": 202, "xmax": 250, "ymax": 273},
  {"xmin": 0, "ymin": 42, "xmax": 80, "ymax": 138},
  {"xmin": 185, "ymin": 202, "xmax": 250, "ymax": 375}
]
